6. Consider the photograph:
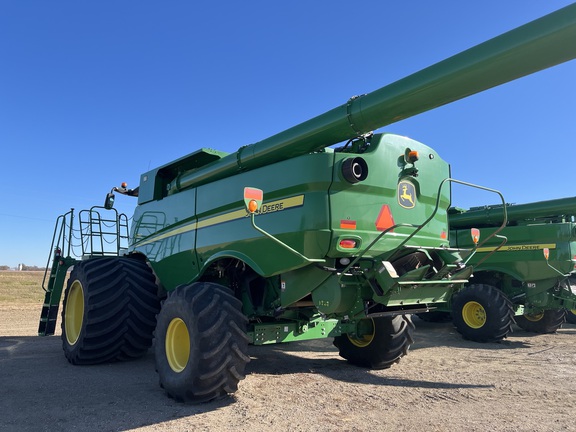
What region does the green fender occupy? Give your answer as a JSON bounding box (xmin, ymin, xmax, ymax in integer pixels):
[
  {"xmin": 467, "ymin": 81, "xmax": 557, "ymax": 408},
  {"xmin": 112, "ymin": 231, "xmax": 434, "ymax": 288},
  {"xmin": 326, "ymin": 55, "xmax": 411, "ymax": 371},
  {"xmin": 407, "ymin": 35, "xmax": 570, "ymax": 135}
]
[{"xmin": 200, "ymin": 250, "xmax": 267, "ymax": 278}]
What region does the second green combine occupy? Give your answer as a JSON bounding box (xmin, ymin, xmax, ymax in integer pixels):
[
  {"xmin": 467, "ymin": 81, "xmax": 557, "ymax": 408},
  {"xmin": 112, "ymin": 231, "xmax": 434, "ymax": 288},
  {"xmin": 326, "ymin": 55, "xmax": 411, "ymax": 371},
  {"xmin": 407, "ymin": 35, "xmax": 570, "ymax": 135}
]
[{"xmin": 420, "ymin": 196, "xmax": 576, "ymax": 342}]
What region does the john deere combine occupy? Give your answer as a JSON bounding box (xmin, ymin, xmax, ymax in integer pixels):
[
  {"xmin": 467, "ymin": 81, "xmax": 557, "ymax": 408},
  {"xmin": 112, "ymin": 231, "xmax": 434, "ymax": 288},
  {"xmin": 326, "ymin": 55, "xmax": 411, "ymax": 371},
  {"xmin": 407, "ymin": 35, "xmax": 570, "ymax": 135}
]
[
  {"xmin": 38, "ymin": 5, "xmax": 576, "ymax": 402},
  {"xmin": 436, "ymin": 197, "xmax": 576, "ymax": 342}
]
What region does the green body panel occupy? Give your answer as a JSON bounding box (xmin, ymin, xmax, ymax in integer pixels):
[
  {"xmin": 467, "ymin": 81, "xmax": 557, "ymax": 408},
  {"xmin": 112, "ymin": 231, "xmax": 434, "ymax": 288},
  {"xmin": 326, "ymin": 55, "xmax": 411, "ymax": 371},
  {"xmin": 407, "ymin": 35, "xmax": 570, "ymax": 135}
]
[
  {"xmin": 132, "ymin": 134, "xmax": 452, "ymax": 287},
  {"xmin": 448, "ymin": 197, "xmax": 576, "ymax": 314},
  {"xmin": 280, "ymin": 265, "xmax": 333, "ymax": 307},
  {"xmin": 328, "ymin": 135, "xmax": 451, "ymax": 255},
  {"xmin": 133, "ymin": 151, "xmax": 334, "ymax": 285},
  {"xmin": 130, "ymin": 134, "xmax": 459, "ymax": 305},
  {"xmin": 382, "ymin": 283, "xmax": 457, "ymax": 306},
  {"xmin": 128, "ymin": 133, "xmax": 473, "ymax": 346},
  {"xmin": 249, "ymin": 317, "xmax": 358, "ymax": 345}
]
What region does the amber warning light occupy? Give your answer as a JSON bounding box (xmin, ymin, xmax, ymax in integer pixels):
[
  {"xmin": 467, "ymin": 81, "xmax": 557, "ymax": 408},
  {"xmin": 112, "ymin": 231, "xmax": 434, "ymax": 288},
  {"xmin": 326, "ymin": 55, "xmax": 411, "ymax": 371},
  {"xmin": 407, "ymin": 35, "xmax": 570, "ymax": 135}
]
[
  {"xmin": 244, "ymin": 187, "xmax": 263, "ymax": 214},
  {"xmin": 543, "ymin": 248, "xmax": 550, "ymax": 260},
  {"xmin": 471, "ymin": 228, "xmax": 480, "ymax": 245}
]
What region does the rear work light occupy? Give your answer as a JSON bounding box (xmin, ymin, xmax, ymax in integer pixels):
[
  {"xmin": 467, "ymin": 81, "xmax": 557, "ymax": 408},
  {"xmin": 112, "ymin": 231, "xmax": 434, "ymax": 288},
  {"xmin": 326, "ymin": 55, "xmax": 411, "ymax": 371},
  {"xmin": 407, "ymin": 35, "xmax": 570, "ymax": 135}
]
[{"xmin": 341, "ymin": 157, "xmax": 368, "ymax": 183}]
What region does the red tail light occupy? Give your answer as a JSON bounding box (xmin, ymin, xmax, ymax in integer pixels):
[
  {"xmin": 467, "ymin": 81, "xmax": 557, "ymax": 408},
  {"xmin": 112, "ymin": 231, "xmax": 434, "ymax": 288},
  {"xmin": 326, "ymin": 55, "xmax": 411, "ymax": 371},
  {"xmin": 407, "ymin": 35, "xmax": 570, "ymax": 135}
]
[{"xmin": 339, "ymin": 239, "xmax": 357, "ymax": 249}]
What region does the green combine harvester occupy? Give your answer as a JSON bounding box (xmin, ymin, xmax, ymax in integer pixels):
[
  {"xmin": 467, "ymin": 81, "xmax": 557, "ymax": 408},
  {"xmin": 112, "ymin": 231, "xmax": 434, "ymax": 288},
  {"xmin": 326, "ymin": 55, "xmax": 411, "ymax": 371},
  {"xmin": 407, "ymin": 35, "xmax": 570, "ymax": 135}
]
[
  {"xmin": 426, "ymin": 197, "xmax": 576, "ymax": 342},
  {"xmin": 38, "ymin": 5, "xmax": 576, "ymax": 402}
]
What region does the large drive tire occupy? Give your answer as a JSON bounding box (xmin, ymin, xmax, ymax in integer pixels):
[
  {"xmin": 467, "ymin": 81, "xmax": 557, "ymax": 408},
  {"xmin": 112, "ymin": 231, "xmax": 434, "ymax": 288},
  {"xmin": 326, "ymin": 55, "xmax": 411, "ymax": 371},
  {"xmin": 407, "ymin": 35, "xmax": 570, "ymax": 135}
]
[
  {"xmin": 61, "ymin": 257, "xmax": 161, "ymax": 365},
  {"xmin": 333, "ymin": 315, "xmax": 414, "ymax": 369},
  {"xmin": 515, "ymin": 309, "xmax": 566, "ymax": 333},
  {"xmin": 566, "ymin": 309, "xmax": 576, "ymax": 324},
  {"xmin": 155, "ymin": 282, "xmax": 250, "ymax": 403},
  {"xmin": 451, "ymin": 284, "xmax": 514, "ymax": 343}
]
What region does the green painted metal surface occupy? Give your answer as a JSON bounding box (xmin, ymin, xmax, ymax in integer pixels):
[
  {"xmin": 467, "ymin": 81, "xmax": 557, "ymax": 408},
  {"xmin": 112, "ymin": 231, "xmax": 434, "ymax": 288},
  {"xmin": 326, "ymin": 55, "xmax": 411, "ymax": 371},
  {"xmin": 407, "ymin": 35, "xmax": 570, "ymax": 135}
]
[
  {"xmin": 131, "ymin": 134, "xmax": 459, "ymax": 289},
  {"xmin": 450, "ymin": 196, "xmax": 576, "ymax": 228},
  {"xmin": 249, "ymin": 317, "xmax": 346, "ymax": 345}
]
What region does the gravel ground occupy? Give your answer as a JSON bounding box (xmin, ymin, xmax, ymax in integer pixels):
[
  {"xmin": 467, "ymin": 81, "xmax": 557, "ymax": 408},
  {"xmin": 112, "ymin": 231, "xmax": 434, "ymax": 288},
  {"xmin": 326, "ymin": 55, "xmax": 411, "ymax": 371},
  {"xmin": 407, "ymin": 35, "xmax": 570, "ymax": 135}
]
[{"xmin": 1, "ymin": 304, "xmax": 575, "ymax": 432}]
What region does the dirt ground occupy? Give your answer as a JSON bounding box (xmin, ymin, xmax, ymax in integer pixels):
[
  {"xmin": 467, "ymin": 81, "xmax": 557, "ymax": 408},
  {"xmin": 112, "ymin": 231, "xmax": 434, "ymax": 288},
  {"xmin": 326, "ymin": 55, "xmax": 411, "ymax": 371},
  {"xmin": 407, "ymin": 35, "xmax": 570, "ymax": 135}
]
[{"xmin": 1, "ymin": 304, "xmax": 575, "ymax": 432}]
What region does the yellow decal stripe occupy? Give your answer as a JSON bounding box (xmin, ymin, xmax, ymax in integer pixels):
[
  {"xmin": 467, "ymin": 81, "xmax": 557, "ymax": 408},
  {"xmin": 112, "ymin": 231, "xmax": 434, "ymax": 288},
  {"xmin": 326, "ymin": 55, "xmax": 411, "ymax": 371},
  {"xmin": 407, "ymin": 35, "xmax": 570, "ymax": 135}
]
[
  {"xmin": 196, "ymin": 208, "xmax": 246, "ymax": 229},
  {"xmin": 134, "ymin": 195, "xmax": 304, "ymax": 247},
  {"xmin": 476, "ymin": 243, "xmax": 556, "ymax": 253},
  {"xmin": 134, "ymin": 222, "xmax": 197, "ymax": 247}
]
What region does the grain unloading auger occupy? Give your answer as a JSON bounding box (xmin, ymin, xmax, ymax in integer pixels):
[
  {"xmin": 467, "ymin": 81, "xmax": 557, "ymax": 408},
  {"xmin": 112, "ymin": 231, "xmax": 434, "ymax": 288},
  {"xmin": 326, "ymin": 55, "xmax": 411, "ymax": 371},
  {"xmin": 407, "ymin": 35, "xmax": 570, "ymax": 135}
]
[
  {"xmin": 159, "ymin": 4, "xmax": 576, "ymax": 191},
  {"xmin": 39, "ymin": 4, "xmax": 576, "ymax": 403},
  {"xmin": 450, "ymin": 197, "xmax": 576, "ymax": 229}
]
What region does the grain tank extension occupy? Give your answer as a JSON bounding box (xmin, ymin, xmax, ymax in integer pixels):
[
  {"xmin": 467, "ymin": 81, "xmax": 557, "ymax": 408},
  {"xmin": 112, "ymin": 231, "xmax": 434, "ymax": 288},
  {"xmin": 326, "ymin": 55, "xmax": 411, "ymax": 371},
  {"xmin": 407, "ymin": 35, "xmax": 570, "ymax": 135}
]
[{"xmin": 38, "ymin": 5, "xmax": 576, "ymax": 403}]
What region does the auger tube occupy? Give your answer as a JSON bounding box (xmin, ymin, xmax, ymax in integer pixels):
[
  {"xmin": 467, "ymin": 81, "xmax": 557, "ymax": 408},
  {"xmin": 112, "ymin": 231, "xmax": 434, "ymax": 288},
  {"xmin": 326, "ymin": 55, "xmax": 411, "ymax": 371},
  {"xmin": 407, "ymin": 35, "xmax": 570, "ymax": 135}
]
[
  {"xmin": 169, "ymin": 4, "xmax": 576, "ymax": 193},
  {"xmin": 450, "ymin": 196, "xmax": 576, "ymax": 228}
]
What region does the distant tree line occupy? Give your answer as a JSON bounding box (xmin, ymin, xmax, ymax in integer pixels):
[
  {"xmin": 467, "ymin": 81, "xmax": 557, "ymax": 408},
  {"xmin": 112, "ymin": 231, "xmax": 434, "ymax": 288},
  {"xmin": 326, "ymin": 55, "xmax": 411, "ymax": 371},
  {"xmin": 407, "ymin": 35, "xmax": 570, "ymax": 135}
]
[
  {"xmin": 21, "ymin": 265, "xmax": 45, "ymax": 271},
  {"xmin": 0, "ymin": 264, "xmax": 46, "ymax": 271}
]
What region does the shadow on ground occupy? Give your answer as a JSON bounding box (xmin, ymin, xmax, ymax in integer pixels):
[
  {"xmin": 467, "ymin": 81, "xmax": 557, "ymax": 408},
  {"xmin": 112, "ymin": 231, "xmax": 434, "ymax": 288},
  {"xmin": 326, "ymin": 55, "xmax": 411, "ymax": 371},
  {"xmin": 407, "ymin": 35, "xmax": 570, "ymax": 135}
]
[{"xmin": 0, "ymin": 325, "xmax": 495, "ymax": 431}]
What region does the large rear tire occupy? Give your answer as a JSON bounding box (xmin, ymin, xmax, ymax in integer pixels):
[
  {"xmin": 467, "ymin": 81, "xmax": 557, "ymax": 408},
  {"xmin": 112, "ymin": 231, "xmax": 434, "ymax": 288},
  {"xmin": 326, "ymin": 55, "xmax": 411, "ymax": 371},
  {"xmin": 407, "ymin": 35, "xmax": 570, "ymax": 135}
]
[
  {"xmin": 155, "ymin": 282, "xmax": 250, "ymax": 403},
  {"xmin": 451, "ymin": 284, "xmax": 514, "ymax": 343},
  {"xmin": 61, "ymin": 257, "xmax": 160, "ymax": 364},
  {"xmin": 515, "ymin": 309, "xmax": 566, "ymax": 333},
  {"xmin": 333, "ymin": 315, "xmax": 414, "ymax": 369}
]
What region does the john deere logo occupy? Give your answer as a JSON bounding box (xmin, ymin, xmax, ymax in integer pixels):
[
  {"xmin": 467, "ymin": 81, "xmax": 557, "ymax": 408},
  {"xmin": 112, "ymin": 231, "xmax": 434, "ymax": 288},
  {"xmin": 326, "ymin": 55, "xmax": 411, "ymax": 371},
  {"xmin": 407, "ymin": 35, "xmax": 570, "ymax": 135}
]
[{"xmin": 398, "ymin": 181, "xmax": 416, "ymax": 209}]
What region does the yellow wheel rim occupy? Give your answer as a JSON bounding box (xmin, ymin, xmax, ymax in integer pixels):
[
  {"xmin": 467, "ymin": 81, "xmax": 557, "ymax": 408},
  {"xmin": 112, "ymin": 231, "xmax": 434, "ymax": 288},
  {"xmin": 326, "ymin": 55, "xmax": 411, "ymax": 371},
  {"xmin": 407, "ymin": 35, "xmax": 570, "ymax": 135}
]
[
  {"xmin": 524, "ymin": 312, "xmax": 544, "ymax": 322},
  {"xmin": 64, "ymin": 280, "xmax": 85, "ymax": 346},
  {"xmin": 347, "ymin": 318, "xmax": 375, "ymax": 348},
  {"xmin": 462, "ymin": 301, "xmax": 486, "ymax": 329},
  {"xmin": 571, "ymin": 309, "xmax": 576, "ymax": 315},
  {"xmin": 166, "ymin": 318, "xmax": 190, "ymax": 373}
]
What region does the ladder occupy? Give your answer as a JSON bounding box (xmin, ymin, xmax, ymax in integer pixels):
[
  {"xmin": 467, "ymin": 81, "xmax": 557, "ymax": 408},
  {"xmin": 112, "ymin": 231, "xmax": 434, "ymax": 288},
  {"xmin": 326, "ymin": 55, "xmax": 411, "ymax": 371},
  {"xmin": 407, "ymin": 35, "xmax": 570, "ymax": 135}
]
[{"xmin": 38, "ymin": 207, "xmax": 129, "ymax": 336}]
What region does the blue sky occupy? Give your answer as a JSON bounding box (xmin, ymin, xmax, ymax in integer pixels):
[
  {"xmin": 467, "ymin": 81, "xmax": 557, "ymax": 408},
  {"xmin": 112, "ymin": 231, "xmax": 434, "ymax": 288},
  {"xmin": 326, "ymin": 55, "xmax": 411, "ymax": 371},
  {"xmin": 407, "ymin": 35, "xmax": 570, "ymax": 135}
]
[{"xmin": 1, "ymin": 1, "xmax": 575, "ymax": 268}]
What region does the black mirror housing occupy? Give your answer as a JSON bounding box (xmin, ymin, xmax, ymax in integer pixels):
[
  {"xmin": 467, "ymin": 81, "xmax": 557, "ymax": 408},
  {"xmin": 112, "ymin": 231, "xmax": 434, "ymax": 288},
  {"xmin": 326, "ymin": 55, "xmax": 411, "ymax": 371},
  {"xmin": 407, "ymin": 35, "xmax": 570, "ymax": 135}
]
[{"xmin": 104, "ymin": 192, "xmax": 115, "ymax": 210}]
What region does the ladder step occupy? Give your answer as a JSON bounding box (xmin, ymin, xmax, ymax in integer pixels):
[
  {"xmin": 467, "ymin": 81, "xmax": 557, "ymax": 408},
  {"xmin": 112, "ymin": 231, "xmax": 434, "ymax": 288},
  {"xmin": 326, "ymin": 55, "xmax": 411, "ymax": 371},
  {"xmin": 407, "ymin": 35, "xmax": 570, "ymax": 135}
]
[
  {"xmin": 38, "ymin": 305, "xmax": 60, "ymax": 336},
  {"xmin": 38, "ymin": 319, "xmax": 58, "ymax": 336}
]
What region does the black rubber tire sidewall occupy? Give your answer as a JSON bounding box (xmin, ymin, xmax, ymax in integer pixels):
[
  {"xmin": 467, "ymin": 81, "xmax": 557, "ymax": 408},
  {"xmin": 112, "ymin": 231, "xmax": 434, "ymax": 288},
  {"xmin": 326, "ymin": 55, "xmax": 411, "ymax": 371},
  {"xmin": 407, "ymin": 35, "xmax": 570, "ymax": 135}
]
[
  {"xmin": 155, "ymin": 282, "xmax": 250, "ymax": 403},
  {"xmin": 61, "ymin": 257, "xmax": 160, "ymax": 364},
  {"xmin": 515, "ymin": 309, "xmax": 566, "ymax": 333},
  {"xmin": 451, "ymin": 284, "xmax": 514, "ymax": 343},
  {"xmin": 333, "ymin": 315, "xmax": 414, "ymax": 370}
]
